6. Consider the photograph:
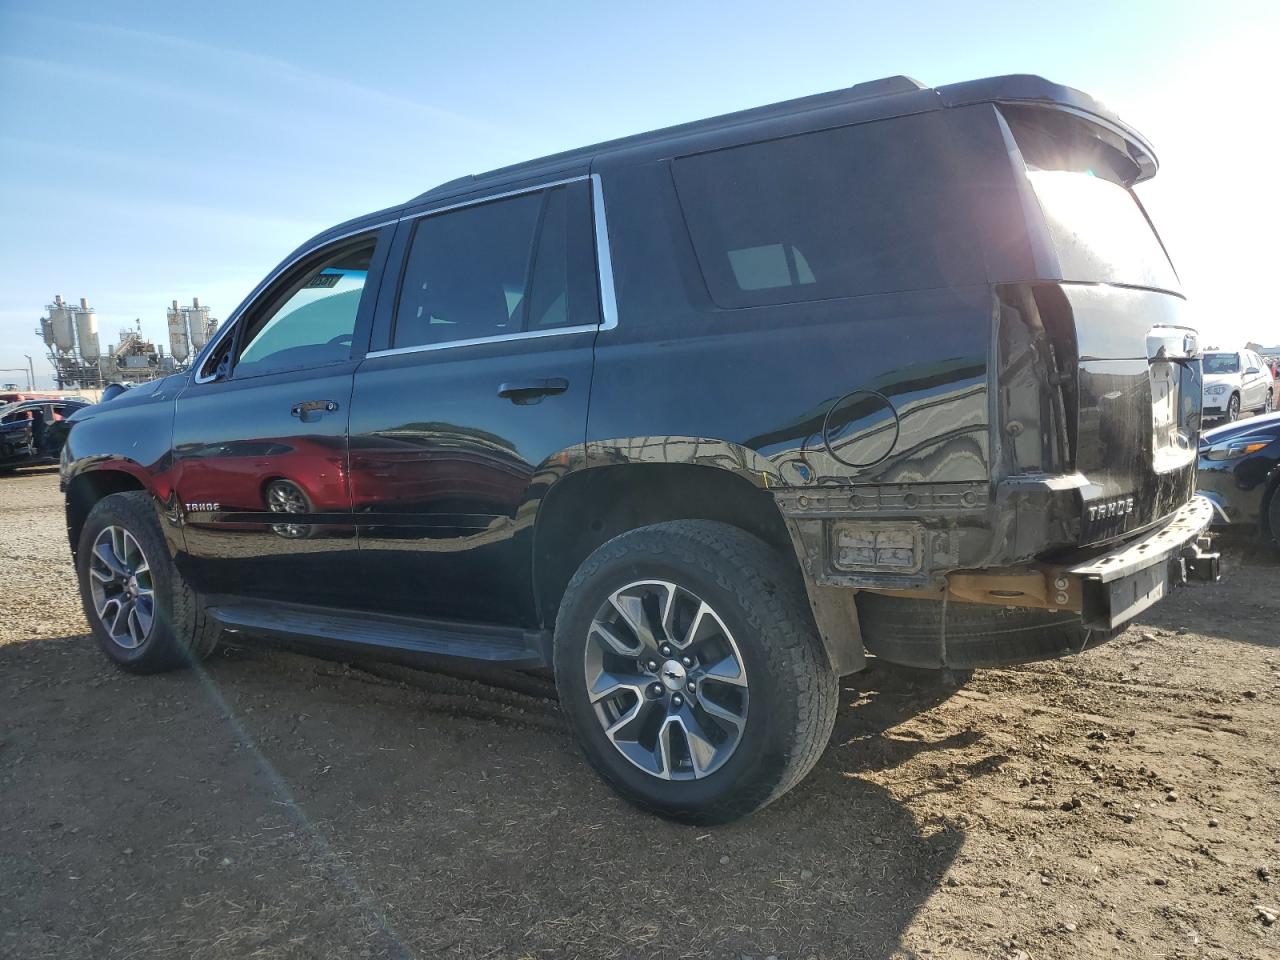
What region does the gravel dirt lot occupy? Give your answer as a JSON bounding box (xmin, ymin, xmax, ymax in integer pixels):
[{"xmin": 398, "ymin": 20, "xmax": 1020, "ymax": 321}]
[{"xmin": 2, "ymin": 468, "xmax": 1277, "ymax": 960}]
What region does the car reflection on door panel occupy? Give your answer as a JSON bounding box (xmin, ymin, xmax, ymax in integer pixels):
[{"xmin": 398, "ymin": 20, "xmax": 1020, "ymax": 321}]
[{"xmin": 172, "ymin": 228, "xmax": 392, "ymax": 606}]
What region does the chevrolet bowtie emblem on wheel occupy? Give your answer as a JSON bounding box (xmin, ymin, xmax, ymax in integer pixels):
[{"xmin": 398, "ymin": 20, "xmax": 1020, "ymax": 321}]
[{"xmin": 1088, "ymin": 497, "xmax": 1135, "ymax": 521}]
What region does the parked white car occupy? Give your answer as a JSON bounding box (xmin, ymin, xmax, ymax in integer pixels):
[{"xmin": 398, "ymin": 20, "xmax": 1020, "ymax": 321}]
[{"xmin": 1202, "ymin": 349, "xmax": 1275, "ymax": 421}]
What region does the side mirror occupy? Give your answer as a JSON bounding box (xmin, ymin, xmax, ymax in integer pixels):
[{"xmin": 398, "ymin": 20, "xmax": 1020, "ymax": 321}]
[{"xmin": 1246, "ymin": 367, "xmax": 1260, "ymax": 375}]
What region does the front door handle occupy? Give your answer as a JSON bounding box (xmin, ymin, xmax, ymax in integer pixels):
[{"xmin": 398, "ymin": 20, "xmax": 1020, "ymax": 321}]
[
  {"xmin": 291, "ymin": 400, "xmax": 340, "ymax": 422},
  {"xmin": 497, "ymin": 377, "xmax": 569, "ymax": 405}
]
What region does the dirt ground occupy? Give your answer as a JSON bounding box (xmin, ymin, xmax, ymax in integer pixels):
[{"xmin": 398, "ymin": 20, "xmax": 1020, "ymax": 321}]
[{"xmin": 2, "ymin": 468, "xmax": 1277, "ymax": 960}]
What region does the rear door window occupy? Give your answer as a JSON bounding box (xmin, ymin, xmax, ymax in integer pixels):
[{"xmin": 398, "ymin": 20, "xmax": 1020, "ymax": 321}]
[
  {"xmin": 392, "ymin": 181, "xmax": 600, "ymax": 349},
  {"xmin": 671, "ymin": 113, "xmax": 981, "ymax": 308}
]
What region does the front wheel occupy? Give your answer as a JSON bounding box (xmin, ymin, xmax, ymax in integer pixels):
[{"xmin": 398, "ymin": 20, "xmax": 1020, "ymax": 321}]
[
  {"xmin": 76, "ymin": 491, "xmax": 221, "ymax": 673},
  {"xmin": 553, "ymin": 520, "xmax": 838, "ymax": 824},
  {"xmin": 1265, "ymin": 390, "xmax": 1275, "ymax": 414},
  {"xmin": 1227, "ymin": 392, "xmax": 1241, "ymax": 421}
]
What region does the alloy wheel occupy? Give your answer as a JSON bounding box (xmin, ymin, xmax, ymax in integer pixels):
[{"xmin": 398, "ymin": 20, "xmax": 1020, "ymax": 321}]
[
  {"xmin": 1227, "ymin": 394, "xmax": 1240, "ymax": 421},
  {"xmin": 584, "ymin": 580, "xmax": 749, "ymax": 780},
  {"xmin": 88, "ymin": 525, "xmax": 155, "ymax": 650}
]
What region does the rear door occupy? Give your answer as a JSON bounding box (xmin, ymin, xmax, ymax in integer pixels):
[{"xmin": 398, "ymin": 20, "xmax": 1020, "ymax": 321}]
[
  {"xmin": 349, "ymin": 178, "xmax": 603, "ymax": 626},
  {"xmin": 1245, "ymin": 352, "xmax": 1269, "ymax": 409},
  {"xmin": 172, "ymin": 226, "xmax": 393, "ymax": 606}
]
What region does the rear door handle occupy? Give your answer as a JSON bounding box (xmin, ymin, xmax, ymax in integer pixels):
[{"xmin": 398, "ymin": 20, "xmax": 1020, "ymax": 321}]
[
  {"xmin": 497, "ymin": 377, "xmax": 569, "ymax": 405},
  {"xmin": 291, "ymin": 400, "xmax": 340, "ymax": 422}
]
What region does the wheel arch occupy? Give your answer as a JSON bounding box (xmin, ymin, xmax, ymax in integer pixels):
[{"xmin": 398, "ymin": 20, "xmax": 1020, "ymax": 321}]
[
  {"xmin": 65, "ymin": 465, "xmax": 150, "ymax": 555},
  {"xmin": 531, "ymin": 453, "xmax": 864, "ymax": 674},
  {"xmin": 532, "ymin": 461, "xmax": 791, "ymax": 627}
]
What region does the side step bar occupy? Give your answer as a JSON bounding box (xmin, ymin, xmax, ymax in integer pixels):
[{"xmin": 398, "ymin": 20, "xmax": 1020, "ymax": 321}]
[{"xmin": 205, "ymin": 598, "xmax": 549, "ymax": 669}]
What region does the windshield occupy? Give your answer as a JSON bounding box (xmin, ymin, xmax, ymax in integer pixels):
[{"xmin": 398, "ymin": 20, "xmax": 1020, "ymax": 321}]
[{"xmin": 1203, "ymin": 353, "xmax": 1240, "ymax": 375}]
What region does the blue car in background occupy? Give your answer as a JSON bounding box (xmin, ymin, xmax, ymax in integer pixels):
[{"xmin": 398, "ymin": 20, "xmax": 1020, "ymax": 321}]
[{"xmin": 1197, "ymin": 411, "xmax": 1280, "ymax": 548}]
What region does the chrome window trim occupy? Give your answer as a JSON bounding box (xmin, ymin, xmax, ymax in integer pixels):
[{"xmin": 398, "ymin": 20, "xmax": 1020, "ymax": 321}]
[
  {"xmin": 365, "ymin": 172, "xmax": 619, "ymax": 359},
  {"xmin": 591, "ymin": 173, "xmax": 619, "ymax": 331},
  {"xmin": 398, "ymin": 174, "xmax": 588, "ymax": 222},
  {"xmin": 366, "ymin": 323, "xmax": 604, "ymax": 359},
  {"xmin": 191, "ymin": 219, "xmax": 398, "ymax": 384}
]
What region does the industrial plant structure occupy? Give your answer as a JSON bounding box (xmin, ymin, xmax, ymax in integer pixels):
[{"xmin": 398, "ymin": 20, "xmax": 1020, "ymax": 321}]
[{"xmin": 37, "ymin": 295, "xmax": 219, "ymax": 389}]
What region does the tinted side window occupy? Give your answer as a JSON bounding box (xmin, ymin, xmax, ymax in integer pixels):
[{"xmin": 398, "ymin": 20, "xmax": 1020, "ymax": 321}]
[
  {"xmin": 235, "ymin": 238, "xmax": 376, "ymax": 378},
  {"xmin": 393, "ymin": 181, "xmax": 599, "ymax": 349},
  {"xmin": 672, "ymin": 113, "xmax": 980, "ymax": 308}
]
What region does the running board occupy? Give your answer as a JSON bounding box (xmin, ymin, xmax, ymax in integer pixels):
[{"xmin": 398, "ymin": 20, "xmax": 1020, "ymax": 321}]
[{"xmin": 205, "ymin": 598, "xmax": 549, "ymax": 669}]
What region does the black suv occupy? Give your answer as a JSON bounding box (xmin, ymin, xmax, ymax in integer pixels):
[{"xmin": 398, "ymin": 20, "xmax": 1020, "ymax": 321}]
[{"xmin": 63, "ymin": 75, "xmax": 1218, "ymax": 823}]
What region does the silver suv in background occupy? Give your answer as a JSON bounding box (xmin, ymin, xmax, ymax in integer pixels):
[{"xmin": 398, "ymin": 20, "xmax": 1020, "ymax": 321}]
[{"xmin": 1202, "ymin": 349, "xmax": 1275, "ymax": 421}]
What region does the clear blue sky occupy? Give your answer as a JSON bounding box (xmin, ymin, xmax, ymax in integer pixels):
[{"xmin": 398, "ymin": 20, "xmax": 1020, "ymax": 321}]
[{"xmin": 2, "ymin": 0, "xmax": 1277, "ymax": 387}]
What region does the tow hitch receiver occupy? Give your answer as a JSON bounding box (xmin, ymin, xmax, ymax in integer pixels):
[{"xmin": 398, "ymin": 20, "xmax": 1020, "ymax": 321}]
[{"xmin": 1176, "ymin": 536, "xmax": 1221, "ymax": 584}]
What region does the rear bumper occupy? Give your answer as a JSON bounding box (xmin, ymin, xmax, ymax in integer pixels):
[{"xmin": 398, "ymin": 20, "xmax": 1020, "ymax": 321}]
[
  {"xmin": 1068, "ymin": 495, "xmax": 1218, "ymax": 629},
  {"xmin": 860, "ymin": 496, "xmax": 1218, "ymax": 634}
]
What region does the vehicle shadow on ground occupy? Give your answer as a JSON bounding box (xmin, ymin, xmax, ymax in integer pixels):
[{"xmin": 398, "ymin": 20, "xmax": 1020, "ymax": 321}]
[{"xmin": 1, "ymin": 634, "xmax": 969, "ymax": 959}]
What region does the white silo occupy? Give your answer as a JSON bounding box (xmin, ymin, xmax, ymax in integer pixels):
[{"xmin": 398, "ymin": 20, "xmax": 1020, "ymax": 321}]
[
  {"xmin": 187, "ymin": 297, "xmax": 213, "ymax": 351},
  {"xmin": 167, "ymin": 299, "xmax": 191, "ymax": 362},
  {"xmin": 49, "ymin": 295, "xmax": 76, "ymax": 353},
  {"xmin": 75, "ymin": 296, "xmax": 101, "ymax": 360}
]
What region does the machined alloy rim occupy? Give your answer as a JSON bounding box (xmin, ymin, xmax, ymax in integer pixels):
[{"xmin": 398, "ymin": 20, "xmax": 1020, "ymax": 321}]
[
  {"xmin": 584, "ymin": 579, "xmax": 749, "ymax": 780},
  {"xmin": 88, "ymin": 525, "xmax": 155, "ymax": 650},
  {"xmin": 1228, "ymin": 394, "xmax": 1240, "ymax": 421}
]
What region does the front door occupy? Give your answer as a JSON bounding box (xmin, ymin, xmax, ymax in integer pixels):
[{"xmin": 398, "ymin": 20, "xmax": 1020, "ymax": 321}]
[
  {"xmin": 172, "ymin": 227, "xmax": 392, "ymax": 607},
  {"xmin": 349, "ymin": 179, "xmax": 603, "ymax": 626}
]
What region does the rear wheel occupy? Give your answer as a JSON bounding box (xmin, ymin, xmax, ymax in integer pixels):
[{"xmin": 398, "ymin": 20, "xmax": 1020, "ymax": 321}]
[
  {"xmin": 76, "ymin": 491, "xmax": 221, "ymax": 673},
  {"xmin": 553, "ymin": 520, "xmax": 838, "ymax": 824}
]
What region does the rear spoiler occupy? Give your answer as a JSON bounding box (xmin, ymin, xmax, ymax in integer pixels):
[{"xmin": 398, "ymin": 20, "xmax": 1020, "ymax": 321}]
[{"xmin": 937, "ymin": 74, "xmax": 1158, "ymax": 182}]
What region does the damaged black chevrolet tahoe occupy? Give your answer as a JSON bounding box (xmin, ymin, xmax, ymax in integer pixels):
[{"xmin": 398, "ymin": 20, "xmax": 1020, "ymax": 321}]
[{"xmin": 62, "ymin": 75, "xmax": 1219, "ymax": 822}]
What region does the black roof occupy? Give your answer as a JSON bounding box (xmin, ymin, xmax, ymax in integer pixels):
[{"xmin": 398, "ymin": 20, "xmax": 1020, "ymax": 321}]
[
  {"xmin": 294, "ymin": 73, "xmax": 1156, "ymax": 277},
  {"xmin": 409, "ymin": 73, "xmax": 1157, "ymax": 207}
]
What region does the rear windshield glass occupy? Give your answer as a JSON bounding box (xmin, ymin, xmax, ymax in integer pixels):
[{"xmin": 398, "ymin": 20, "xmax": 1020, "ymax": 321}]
[
  {"xmin": 672, "ymin": 113, "xmax": 982, "ymax": 308},
  {"xmin": 1003, "ymin": 106, "xmax": 1179, "ymax": 294}
]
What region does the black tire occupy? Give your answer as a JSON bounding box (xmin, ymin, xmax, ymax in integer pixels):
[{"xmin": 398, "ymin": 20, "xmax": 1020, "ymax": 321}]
[
  {"xmin": 76, "ymin": 491, "xmax": 221, "ymax": 673},
  {"xmin": 1227, "ymin": 392, "xmax": 1241, "ymax": 421},
  {"xmin": 856, "ymin": 592, "xmax": 1114, "ymax": 669},
  {"xmin": 553, "ymin": 520, "xmax": 838, "ymax": 824},
  {"xmin": 1266, "ymin": 483, "xmax": 1280, "ymax": 553}
]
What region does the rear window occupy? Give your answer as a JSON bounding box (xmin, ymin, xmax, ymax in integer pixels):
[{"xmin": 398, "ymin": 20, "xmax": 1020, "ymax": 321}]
[
  {"xmin": 672, "ymin": 113, "xmax": 982, "ymax": 308},
  {"xmin": 1002, "ymin": 106, "xmax": 1179, "ymax": 293}
]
